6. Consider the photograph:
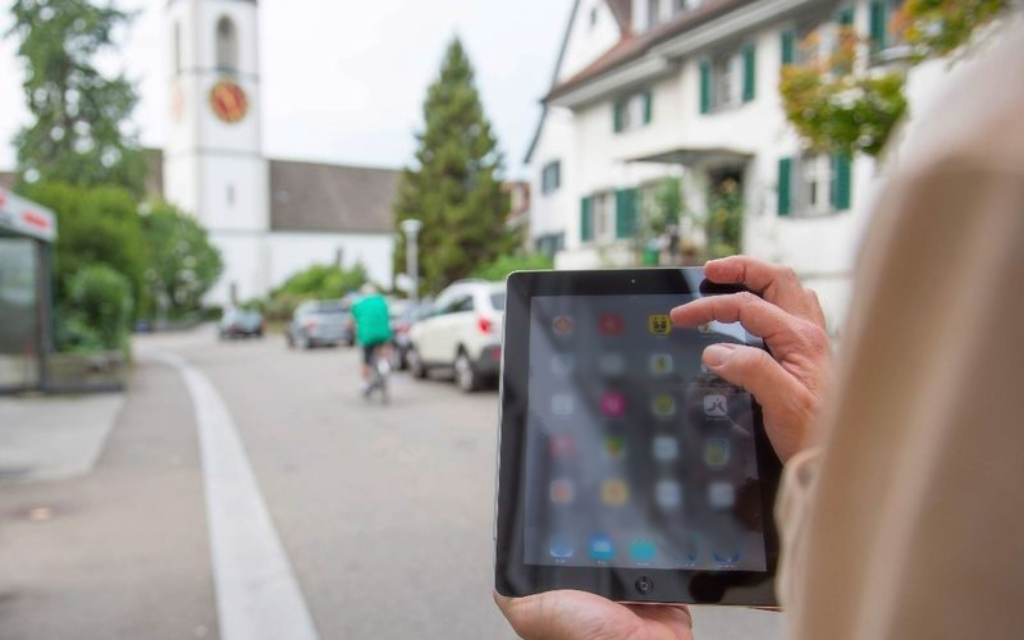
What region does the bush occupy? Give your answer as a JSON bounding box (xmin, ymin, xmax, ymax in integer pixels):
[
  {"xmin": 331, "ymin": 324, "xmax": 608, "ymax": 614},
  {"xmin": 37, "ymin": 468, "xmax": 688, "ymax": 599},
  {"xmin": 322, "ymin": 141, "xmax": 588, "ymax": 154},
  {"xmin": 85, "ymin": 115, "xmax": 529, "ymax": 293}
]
[
  {"xmin": 61, "ymin": 264, "xmax": 134, "ymax": 351},
  {"xmin": 471, "ymin": 253, "xmax": 554, "ymax": 281}
]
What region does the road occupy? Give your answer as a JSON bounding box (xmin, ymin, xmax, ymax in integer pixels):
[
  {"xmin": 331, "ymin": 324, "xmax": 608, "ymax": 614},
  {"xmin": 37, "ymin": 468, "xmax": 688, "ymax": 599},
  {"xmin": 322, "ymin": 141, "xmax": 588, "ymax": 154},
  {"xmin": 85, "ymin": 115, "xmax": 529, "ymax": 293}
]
[{"xmin": 0, "ymin": 328, "xmax": 784, "ymax": 640}]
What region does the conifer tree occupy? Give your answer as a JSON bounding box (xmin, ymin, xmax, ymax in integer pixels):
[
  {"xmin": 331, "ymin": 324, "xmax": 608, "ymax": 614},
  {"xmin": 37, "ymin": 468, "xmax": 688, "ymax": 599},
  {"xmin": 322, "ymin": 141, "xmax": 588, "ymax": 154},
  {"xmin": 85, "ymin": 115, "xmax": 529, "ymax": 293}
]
[{"xmin": 393, "ymin": 37, "xmax": 515, "ymax": 294}]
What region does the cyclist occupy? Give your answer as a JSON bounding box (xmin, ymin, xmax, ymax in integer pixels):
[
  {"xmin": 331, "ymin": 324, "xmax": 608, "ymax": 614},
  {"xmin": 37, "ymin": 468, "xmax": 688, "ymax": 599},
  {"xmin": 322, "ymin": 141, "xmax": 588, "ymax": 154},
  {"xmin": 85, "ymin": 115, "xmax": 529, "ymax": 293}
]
[{"xmin": 350, "ymin": 283, "xmax": 392, "ymax": 395}]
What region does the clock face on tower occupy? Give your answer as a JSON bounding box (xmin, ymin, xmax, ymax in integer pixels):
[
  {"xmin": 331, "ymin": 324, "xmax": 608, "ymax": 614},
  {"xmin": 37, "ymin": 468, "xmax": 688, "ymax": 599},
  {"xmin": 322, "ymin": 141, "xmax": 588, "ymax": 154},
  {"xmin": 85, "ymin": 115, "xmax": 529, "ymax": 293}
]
[{"xmin": 209, "ymin": 80, "xmax": 248, "ymax": 124}]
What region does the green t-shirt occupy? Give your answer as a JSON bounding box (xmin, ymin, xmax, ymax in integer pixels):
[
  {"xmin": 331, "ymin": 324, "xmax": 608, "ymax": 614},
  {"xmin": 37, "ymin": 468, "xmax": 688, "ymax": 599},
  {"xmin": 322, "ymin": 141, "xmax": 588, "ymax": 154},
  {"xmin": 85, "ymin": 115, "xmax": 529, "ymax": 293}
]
[{"xmin": 351, "ymin": 294, "xmax": 392, "ymax": 346}]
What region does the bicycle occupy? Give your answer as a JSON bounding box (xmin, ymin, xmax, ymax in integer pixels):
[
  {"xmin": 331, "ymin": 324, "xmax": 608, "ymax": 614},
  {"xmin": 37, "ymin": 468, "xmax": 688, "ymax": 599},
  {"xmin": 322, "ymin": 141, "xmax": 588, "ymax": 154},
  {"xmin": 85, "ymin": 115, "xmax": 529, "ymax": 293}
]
[{"xmin": 363, "ymin": 344, "xmax": 391, "ymax": 404}]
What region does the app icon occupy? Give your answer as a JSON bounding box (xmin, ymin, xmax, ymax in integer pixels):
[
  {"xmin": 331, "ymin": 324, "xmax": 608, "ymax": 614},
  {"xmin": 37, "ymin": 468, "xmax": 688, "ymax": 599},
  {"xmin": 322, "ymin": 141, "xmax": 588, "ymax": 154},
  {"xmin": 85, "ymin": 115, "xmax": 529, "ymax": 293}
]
[
  {"xmin": 551, "ymin": 354, "xmax": 575, "ymax": 376},
  {"xmin": 712, "ymin": 537, "xmax": 742, "ymax": 563},
  {"xmin": 703, "ymin": 438, "xmax": 730, "ymax": 468},
  {"xmin": 600, "ymin": 392, "xmax": 626, "ymax": 417},
  {"xmin": 655, "ymin": 479, "xmax": 683, "ymax": 509},
  {"xmin": 601, "ymin": 479, "xmax": 629, "ymax": 506},
  {"xmin": 672, "ymin": 533, "xmax": 700, "ymax": 563},
  {"xmin": 703, "ymin": 394, "xmax": 728, "ymax": 417},
  {"xmin": 708, "ymin": 481, "xmax": 735, "ymax": 509},
  {"xmin": 553, "ymin": 315, "xmax": 574, "ymax": 336},
  {"xmin": 629, "ymin": 538, "xmax": 657, "ymax": 562},
  {"xmin": 550, "ymin": 479, "xmax": 575, "ymax": 504},
  {"xmin": 652, "ymin": 435, "xmax": 679, "ymax": 462},
  {"xmin": 603, "ymin": 436, "xmax": 626, "ymax": 460},
  {"xmin": 651, "ymin": 394, "xmax": 676, "ymax": 418},
  {"xmin": 552, "ymin": 394, "xmax": 575, "ymax": 416},
  {"xmin": 598, "ymin": 352, "xmax": 626, "ymax": 376},
  {"xmin": 589, "ymin": 534, "xmax": 615, "ymax": 561},
  {"xmin": 549, "ymin": 534, "xmax": 574, "ymax": 559},
  {"xmin": 649, "ymin": 353, "xmax": 673, "ymax": 376},
  {"xmin": 648, "ymin": 314, "xmax": 672, "ymax": 336},
  {"xmin": 549, "ymin": 435, "xmax": 575, "ymax": 459},
  {"xmin": 598, "ymin": 313, "xmax": 624, "ymax": 336}
]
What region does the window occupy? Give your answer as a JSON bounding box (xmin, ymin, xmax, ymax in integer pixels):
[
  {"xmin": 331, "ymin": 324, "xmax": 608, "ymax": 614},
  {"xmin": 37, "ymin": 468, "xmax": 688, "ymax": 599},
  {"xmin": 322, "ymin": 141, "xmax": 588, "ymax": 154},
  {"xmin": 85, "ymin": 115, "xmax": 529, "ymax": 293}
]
[
  {"xmin": 590, "ymin": 6, "xmax": 599, "ymax": 27},
  {"xmin": 613, "ymin": 90, "xmax": 653, "ymax": 133},
  {"xmin": 541, "ymin": 161, "xmax": 561, "ymax": 195},
  {"xmin": 226, "ymin": 184, "xmax": 235, "ymax": 206},
  {"xmin": 778, "ymin": 152, "xmax": 853, "ymax": 216},
  {"xmin": 870, "ymin": 0, "xmax": 907, "ymax": 59},
  {"xmin": 672, "ymin": 0, "xmax": 690, "ymax": 16},
  {"xmin": 700, "ymin": 45, "xmax": 756, "ymax": 113},
  {"xmin": 535, "ymin": 232, "xmax": 565, "ymax": 257},
  {"xmin": 216, "ymin": 16, "xmax": 238, "ymax": 73}
]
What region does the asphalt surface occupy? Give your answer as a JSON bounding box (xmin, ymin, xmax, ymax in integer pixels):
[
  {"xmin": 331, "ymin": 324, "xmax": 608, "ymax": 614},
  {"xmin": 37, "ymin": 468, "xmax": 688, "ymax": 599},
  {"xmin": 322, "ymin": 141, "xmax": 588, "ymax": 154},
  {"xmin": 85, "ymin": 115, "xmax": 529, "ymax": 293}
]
[{"xmin": 0, "ymin": 328, "xmax": 784, "ymax": 640}]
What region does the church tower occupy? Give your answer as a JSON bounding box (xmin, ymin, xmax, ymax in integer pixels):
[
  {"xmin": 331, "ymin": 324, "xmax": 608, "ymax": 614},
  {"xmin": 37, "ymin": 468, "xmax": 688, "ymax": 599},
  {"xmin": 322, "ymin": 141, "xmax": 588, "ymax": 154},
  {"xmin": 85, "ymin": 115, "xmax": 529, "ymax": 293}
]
[{"xmin": 164, "ymin": 0, "xmax": 269, "ymax": 305}]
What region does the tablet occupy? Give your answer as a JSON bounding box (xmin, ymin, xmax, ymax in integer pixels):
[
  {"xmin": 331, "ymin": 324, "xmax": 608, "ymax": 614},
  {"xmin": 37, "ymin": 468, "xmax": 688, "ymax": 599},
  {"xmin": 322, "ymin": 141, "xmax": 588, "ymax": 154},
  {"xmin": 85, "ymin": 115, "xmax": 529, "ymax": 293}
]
[{"xmin": 494, "ymin": 268, "xmax": 782, "ymax": 606}]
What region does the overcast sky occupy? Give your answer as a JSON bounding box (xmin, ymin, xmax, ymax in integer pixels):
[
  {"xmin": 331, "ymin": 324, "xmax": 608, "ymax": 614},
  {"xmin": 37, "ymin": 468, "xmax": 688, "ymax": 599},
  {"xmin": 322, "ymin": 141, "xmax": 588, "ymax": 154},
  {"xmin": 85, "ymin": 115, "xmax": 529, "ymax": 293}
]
[{"xmin": 0, "ymin": 0, "xmax": 572, "ymax": 177}]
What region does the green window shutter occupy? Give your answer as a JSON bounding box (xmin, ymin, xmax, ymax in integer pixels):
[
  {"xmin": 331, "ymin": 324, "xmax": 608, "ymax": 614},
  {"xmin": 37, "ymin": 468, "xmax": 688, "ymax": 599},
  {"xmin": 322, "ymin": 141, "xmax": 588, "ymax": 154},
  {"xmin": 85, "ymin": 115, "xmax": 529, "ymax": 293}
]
[
  {"xmin": 642, "ymin": 90, "xmax": 653, "ymax": 124},
  {"xmin": 742, "ymin": 43, "xmax": 756, "ymax": 102},
  {"xmin": 613, "ymin": 101, "xmax": 624, "ymax": 133},
  {"xmin": 869, "ymin": 0, "xmax": 888, "ymax": 53},
  {"xmin": 778, "ymin": 157, "xmax": 792, "ymax": 216},
  {"xmin": 614, "ymin": 188, "xmax": 639, "ymax": 239},
  {"xmin": 699, "ymin": 60, "xmax": 711, "ymax": 114},
  {"xmin": 831, "ymin": 153, "xmax": 852, "ymax": 211},
  {"xmin": 781, "ymin": 29, "xmax": 796, "ymax": 65},
  {"xmin": 580, "ymin": 196, "xmax": 594, "ymax": 241},
  {"xmin": 836, "ymin": 6, "xmax": 855, "ymax": 26}
]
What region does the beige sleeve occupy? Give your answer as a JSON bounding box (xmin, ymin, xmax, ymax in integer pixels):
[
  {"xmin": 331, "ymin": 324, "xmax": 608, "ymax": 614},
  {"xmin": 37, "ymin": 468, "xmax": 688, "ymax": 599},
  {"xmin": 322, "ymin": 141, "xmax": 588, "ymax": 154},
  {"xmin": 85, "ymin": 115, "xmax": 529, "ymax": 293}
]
[{"xmin": 773, "ymin": 448, "xmax": 822, "ymax": 612}]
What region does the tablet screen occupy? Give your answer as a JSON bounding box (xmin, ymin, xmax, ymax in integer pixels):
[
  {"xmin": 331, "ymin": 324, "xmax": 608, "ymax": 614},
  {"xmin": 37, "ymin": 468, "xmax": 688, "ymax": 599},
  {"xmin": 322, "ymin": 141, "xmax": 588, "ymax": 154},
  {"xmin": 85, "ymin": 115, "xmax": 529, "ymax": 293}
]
[{"xmin": 522, "ymin": 294, "xmax": 767, "ymax": 573}]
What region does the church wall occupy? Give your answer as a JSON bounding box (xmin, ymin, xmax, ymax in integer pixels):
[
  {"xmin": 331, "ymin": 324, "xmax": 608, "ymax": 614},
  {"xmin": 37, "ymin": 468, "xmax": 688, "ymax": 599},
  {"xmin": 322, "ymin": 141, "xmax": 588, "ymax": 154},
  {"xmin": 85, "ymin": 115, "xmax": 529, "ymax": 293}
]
[
  {"xmin": 199, "ymin": 155, "xmax": 269, "ymax": 232},
  {"xmin": 207, "ymin": 231, "xmax": 268, "ymax": 306}
]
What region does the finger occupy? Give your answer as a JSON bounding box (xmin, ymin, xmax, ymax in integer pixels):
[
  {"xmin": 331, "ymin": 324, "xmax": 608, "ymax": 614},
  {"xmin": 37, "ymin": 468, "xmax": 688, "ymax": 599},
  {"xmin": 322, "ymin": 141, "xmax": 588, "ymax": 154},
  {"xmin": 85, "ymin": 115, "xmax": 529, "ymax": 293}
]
[
  {"xmin": 704, "ymin": 256, "xmax": 825, "ymax": 327},
  {"xmin": 702, "ymin": 344, "xmax": 816, "ymax": 462},
  {"xmin": 670, "ymin": 292, "xmax": 805, "ymax": 344}
]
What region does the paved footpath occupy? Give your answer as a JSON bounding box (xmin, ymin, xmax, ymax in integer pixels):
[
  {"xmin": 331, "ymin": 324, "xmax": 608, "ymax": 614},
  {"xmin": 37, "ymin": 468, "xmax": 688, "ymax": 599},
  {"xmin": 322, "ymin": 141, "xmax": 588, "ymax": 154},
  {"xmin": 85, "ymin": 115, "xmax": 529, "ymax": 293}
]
[{"xmin": 0, "ymin": 328, "xmax": 784, "ymax": 640}]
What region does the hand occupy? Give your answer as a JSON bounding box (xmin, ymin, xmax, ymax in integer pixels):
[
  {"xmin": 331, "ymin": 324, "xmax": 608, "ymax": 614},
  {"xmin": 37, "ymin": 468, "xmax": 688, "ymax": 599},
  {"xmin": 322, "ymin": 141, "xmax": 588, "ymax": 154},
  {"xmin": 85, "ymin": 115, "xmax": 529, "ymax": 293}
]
[
  {"xmin": 671, "ymin": 256, "xmax": 832, "ymax": 462},
  {"xmin": 495, "ymin": 590, "xmax": 693, "ymax": 640}
]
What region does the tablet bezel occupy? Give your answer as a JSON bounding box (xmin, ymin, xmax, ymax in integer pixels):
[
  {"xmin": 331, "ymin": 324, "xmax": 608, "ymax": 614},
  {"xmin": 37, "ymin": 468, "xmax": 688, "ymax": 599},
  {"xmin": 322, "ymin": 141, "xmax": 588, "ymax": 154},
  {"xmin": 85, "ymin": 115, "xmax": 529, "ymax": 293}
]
[{"xmin": 494, "ymin": 268, "xmax": 782, "ymax": 606}]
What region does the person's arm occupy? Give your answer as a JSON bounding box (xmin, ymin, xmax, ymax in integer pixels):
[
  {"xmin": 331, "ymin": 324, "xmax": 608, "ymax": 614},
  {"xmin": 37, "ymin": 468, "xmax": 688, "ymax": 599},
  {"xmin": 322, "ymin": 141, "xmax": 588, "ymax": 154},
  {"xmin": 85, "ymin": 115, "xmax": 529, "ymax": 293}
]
[{"xmin": 496, "ymin": 256, "xmax": 833, "ymax": 640}]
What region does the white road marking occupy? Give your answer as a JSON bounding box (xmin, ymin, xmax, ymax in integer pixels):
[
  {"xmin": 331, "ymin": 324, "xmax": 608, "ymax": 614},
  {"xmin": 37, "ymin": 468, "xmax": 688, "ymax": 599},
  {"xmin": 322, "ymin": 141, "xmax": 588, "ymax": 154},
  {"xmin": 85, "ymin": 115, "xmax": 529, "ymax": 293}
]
[{"xmin": 150, "ymin": 350, "xmax": 319, "ymax": 640}]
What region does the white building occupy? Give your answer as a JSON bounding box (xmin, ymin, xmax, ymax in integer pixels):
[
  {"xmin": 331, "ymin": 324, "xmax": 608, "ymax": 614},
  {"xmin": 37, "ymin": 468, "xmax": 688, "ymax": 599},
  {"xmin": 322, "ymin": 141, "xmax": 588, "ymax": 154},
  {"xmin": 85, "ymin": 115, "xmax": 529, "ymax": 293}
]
[
  {"xmin": 156, "ymin": 0, "xmax": 398, "ymax": 306},
  {"xmin": 526, "ymin": 0, "xmax": 952, "ymax": 331}
]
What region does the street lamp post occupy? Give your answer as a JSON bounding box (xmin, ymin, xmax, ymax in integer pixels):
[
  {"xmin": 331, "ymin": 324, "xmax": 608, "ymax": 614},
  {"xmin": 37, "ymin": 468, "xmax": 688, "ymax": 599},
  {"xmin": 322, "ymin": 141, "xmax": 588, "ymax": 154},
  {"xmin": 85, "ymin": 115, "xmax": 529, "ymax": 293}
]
[{"xmin": 400, "ymin": 218, "xmax": 423, "ymax": 304}]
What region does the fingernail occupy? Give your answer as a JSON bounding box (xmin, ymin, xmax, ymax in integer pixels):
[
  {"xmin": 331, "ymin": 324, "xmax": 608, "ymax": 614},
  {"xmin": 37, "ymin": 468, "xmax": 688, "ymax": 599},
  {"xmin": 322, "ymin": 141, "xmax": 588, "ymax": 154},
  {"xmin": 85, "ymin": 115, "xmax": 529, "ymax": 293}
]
[{"xmin": 703, "ymin": 344, "xmax": 733, "ymax": 368}]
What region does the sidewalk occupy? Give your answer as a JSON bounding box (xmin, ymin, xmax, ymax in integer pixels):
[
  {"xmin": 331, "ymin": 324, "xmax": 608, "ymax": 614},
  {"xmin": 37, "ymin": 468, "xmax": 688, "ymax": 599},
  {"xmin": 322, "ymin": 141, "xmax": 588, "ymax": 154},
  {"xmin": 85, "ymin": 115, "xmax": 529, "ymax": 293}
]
[{"xmin": 0, "ymin": 393, "xmax": 125, "ymax": 484}]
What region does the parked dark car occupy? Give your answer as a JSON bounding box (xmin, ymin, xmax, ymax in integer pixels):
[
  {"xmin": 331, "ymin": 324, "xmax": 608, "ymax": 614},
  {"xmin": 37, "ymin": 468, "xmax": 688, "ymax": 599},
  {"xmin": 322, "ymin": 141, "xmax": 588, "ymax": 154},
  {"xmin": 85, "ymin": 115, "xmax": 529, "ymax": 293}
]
[
  {"xmin": 219, "ymin": 308, "xmax": 264, "ymax": 339},
  {"xmin": 286, "ymin": 299, "xmax": 353, "ymax": 349},
  {"xmin": 389, "ymin": 299, "xmax": 430, "ymax": 370}
]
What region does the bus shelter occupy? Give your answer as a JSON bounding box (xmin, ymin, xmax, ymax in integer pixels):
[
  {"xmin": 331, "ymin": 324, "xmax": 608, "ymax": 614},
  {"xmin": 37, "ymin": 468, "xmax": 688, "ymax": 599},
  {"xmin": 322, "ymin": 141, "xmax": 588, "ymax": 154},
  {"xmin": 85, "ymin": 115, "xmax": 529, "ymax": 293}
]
[{"xmin": 0, "ymin": 187, "xmax": 56, "ymax": 393}]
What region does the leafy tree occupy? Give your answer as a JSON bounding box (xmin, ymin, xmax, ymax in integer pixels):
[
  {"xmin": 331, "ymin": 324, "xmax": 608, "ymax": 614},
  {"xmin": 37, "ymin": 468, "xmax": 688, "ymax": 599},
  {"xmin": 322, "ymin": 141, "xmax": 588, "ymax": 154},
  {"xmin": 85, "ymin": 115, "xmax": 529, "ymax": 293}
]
[
  {"xmin": 20, "ymin": 181, "xmax": 145, "ymax": 312},
  {"xmin": 471, "ymin": 253, "xmax": 553, "ymax": 281},
  {"xmin": 140, "ymin": 202, "xmax": 223, "ymax": 320},
  {"xmin": 393, "ymin": 37, "xmax": 515, "ymax": 294},
  {"xmin": 780, "ymin": 28, "xmax": 908, "ymax": 157},
  {"xmin": 61, "ymin": 264, "xmax": 133, "ymax": 351},
  {"xmin": 7, "ymin": 0, "xmax": 145, "ymax": 194},
  {"xmin": 262, "ymin": 263, "xmax": 368, "ymax": 321},
  {"xmin": 780, "ymin": 1, "xmax": 1009, "ymax": 156}
]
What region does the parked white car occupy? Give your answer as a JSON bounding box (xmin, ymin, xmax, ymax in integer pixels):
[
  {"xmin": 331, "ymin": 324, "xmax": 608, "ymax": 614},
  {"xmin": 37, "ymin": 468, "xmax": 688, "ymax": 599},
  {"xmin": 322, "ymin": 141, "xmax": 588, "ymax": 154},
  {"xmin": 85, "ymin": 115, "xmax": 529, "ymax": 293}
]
[{"xmin": 407, "ymin": 280, "xmax": 505, "ymax": 392}]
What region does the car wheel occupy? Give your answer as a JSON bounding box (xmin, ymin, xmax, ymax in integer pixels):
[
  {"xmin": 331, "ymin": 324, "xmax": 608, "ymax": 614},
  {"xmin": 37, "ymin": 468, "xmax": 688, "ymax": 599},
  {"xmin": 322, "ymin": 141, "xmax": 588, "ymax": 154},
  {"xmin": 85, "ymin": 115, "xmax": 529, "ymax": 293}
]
[
  {"xmin": 455, "ymin": 350, "xmax": 481, "ymax": 393},
  {"xmin": 409, "ymin": 347, "xmax": 428, "ymax": 380}
]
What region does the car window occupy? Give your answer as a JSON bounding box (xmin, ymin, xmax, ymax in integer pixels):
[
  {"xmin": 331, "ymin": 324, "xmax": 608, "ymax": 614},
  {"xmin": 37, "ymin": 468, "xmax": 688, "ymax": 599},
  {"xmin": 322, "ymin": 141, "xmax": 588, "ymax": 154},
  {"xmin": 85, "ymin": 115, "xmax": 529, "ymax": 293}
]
[
  {"xmin": 489, "ymin": 292, "xmax": 506, "ymax": 311},
  {"xmin": 450, "ymin": 295, "xmax": 474, "ymax": 313},
  {"xmin": 316, "ymin": 301, "xmax": 347, "ymax": 314}
]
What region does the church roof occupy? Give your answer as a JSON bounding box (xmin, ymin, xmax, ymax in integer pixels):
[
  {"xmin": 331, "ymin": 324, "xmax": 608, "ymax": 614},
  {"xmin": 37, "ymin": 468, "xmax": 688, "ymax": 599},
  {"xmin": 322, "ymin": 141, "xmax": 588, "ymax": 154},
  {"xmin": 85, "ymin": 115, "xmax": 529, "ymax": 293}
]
[
  {"xmin": 138, "ymin": 150, "xmax": 399, "ymax": 235},
  {"xmin": 269, "ymin": 159, "xmax": 398, "ymax": 234}
]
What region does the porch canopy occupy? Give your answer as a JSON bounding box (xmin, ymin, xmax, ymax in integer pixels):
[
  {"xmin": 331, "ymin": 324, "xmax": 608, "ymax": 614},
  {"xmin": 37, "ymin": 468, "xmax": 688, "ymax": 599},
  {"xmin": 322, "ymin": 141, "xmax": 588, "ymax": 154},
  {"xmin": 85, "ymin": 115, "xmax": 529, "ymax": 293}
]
[{"xmin": 626, "ymin": 145, "xmax": 753, "ymax": 166}]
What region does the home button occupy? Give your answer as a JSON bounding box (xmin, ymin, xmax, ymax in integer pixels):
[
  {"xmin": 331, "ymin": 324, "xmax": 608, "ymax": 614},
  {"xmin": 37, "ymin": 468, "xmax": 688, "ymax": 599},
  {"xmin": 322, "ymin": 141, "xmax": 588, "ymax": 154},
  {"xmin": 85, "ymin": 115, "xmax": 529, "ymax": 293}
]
[{"xmin": 635, "ymin": 576, "xmax": 654, "ymax": 595}]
